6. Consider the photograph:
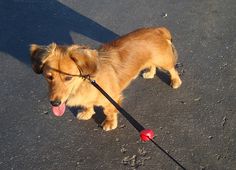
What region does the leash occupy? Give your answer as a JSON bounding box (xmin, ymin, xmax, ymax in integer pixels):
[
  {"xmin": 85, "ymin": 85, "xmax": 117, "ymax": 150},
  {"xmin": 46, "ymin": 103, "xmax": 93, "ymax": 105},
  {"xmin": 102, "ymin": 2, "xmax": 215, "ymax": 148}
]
[{"xmin": 84, "ymin": 76, "xmax": 186, "ymax": 170}]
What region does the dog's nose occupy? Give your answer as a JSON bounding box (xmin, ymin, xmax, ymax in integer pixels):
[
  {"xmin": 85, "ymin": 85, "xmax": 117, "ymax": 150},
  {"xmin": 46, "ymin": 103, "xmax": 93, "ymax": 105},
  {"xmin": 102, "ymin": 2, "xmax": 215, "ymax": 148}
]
[{"xmin": 50, "ymin": 100, "xmax": 61, "ymax": 106}]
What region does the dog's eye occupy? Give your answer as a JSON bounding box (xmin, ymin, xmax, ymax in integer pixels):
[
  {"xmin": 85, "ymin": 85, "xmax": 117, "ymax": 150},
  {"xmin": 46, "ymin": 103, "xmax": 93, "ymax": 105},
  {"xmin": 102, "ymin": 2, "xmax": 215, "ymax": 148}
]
[{"xmin": 65, "ymin": 76, "xmax": 73, "ymax": 81}]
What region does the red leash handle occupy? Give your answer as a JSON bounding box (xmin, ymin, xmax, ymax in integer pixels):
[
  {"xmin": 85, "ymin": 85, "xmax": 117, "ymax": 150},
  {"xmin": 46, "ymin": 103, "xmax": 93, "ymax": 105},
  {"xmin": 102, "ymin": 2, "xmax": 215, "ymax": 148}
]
[{"xmin": 140, "ymin": 129, "xmax": 155, "ymax": 142}]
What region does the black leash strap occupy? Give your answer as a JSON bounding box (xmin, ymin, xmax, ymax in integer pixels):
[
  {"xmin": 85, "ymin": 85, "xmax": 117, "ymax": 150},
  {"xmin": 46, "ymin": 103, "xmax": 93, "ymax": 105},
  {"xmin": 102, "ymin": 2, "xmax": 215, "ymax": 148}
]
[
  {"xmin": 88, "ymin": 78, "xmax": 186, "ymax": 170},
  {"xmin": 90, "ymin": 79, "xmax": 145, "ymax": 132},
  {"xmin": 148, "ymin": 137, "xmax": 186, "ymax": 170}
]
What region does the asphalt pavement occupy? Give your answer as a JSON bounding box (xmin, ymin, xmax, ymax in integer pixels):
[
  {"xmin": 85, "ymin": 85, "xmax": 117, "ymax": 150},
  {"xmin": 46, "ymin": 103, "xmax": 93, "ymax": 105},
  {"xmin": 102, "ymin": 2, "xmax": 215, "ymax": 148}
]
[{"xmin": 0, "ymin": 0, "xmax": 235, "ymax": 169}]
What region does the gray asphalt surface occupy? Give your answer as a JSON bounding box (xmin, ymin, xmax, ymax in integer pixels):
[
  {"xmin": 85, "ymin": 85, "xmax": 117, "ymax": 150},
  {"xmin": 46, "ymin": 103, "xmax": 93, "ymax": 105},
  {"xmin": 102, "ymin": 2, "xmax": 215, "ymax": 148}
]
[{"xmin": 0, "ymin": 0, "xmax": 235, "ymax": 170}]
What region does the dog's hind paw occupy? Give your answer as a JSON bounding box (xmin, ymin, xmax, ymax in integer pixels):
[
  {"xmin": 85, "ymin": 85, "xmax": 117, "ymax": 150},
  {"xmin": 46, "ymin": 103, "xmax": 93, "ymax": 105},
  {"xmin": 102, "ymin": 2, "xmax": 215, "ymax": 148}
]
[{"xmin": 171, "ymin": 78, "xmax": 182, "ymax": 89}]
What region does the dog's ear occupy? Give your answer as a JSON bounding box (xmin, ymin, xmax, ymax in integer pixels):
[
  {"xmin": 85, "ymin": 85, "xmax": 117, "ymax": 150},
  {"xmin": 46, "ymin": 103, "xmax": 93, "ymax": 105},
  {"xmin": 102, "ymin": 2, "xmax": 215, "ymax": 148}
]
[
  {"xmin": 29, "ymin": 43, "xmax": 56, "ymax": 74},
  {"xmin": 69, "ymin": 48, "xmax": 98, "ymax": 76}
]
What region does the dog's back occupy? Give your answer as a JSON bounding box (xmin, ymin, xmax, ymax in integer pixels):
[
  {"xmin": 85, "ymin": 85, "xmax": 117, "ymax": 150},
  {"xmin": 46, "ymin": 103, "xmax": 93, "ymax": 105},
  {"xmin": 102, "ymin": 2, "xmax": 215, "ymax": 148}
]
[{"xmin": 98, "ymin": 27, "xmax": 179, "ymax": 90}]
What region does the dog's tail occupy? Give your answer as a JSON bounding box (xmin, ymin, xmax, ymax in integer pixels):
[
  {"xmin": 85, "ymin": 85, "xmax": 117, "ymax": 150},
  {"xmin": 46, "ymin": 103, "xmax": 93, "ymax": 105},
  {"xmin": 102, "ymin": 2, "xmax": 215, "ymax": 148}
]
[
  {"xmin": 171, "ymin": 42, "xmax": 178, "ymax": 65},
  {"xmin": 158, "ymin": 27, "xmax": 172, "ymax": 41},
  {"xmin": 157, "ymin": 27, "xmax": 178, "ymax": 65}
]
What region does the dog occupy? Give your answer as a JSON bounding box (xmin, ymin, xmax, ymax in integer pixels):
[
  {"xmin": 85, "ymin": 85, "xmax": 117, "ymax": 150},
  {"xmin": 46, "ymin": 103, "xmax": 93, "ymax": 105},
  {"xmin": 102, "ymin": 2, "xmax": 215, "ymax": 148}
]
[{"xmin": 30, "ymin": 27, "xmax": 182, "ymax": 131}]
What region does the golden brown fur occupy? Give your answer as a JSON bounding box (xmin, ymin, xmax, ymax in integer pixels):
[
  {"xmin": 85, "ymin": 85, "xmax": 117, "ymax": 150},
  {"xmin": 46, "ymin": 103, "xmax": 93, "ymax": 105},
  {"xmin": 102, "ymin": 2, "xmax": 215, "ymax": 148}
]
[{"xmin": 30, "ymin": 27, "xmax": 182, "ymax": 131}]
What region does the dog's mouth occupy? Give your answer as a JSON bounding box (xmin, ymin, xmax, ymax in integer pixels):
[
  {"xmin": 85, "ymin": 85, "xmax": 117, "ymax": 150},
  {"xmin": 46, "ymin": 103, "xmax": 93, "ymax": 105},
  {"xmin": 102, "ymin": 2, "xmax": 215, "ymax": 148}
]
[{"xmin": 51, "ymin": 103, "xmax": 66, "ymax": 117}]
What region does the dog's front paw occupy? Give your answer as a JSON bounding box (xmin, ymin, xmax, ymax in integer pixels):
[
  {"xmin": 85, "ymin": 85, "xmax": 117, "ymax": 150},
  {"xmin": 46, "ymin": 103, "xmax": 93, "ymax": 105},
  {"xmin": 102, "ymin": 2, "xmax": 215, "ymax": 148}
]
[
  {"xmin": 77, "ymin": 111, "xmax": 94, "ymax": 120},
  {"xmin": 142, "ymin": 72, "xmax": 155, "ymax": 79},
  {"xmin": 102, "ymin": 119, "xmax": 117, "ymax": 131}
]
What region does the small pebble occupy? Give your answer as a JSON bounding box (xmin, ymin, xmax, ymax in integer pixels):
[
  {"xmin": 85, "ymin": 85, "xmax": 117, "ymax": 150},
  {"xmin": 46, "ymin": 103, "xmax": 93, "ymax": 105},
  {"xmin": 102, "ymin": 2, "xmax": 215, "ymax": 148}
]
[
  {"xmin": 217, "ymin": 98, "xmax": 224, "ymax": 103},
  {"xmin": 161, "ymin": 12, "xmax": 168, "ymax": 18},
  {"xmin": 176, "ymin": 62, "xmax": 184, "ymax": 68},
  {"xmin": 77, "ymin": 148, "xmax": 83, "ymax": 152},
  {"xmin": 42, "ymin": 111, "xmax": 49, "ymax": 115},
  {"xmin": 136, "ymin": 159, "xmax": 144, "ymax": 166},
  {"xmin": 130, "ymin": 155, "xmax": 137, "ymax": 167},
  {"xmin": 121, "ymin": 150, "xmax": 151, "ymax": 168},
  {"xmin": 208, "ymin": 136, "xmax": 213, "ymax": 139},
  {"xmin": 122, "ymin": 156, "xmax": 131, "ymax": 165},
  {"xmin": 120, "ymin": 146, "xmax": 127, "ymax": 153},
  {"xmin": 194, "ymin": 97, "xmax": 201, "ymax": 101},
  {"xmin": 138, "ymin": 147, "xmax": 147, "ymax": 156},
  {"xmin": 179, "ymin": 69, "xmax": 185, "ymax": 76},
  {"xmin": 200, "ymin": 166, "xmax": 206, "ymax": 170},
  {"xmin": 138, "ymin": 156, "xmax": 151, "ymax": 167},
  {"xmin": 220, "ymin": 62, "xmax": 228, "ymax": 69},
  {"xmin": 221, "ymin": 116, "xmax": 227, "ymax": 127},
  {"xmin": 222, "ymin": 62, "xmax": 228, "ymax": 67},
  {"xmin": 120, "ymin": 124, "xmax": 126, "ymax": 128},
  {"xmin": 121, "ymin": 154, "xmax": 149, "ymax": 169},
  {"xmin": 216, "ymin": 154, "xmax": 221, "ymax": 160}
]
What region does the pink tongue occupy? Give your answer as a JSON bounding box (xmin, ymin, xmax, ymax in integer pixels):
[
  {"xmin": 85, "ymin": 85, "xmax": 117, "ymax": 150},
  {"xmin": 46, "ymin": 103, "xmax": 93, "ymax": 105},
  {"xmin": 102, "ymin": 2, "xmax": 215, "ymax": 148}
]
[{"xmin": 52, "ymin": 103, "xmax": 66, "ymax": 117}]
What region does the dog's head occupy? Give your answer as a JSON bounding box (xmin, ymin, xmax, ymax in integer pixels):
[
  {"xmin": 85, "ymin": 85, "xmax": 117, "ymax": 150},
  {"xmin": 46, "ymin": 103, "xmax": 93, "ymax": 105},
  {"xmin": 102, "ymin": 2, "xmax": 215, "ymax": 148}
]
[{"xmin": 29, "ymin": 43, "xmax": 98, "ymax": 115}]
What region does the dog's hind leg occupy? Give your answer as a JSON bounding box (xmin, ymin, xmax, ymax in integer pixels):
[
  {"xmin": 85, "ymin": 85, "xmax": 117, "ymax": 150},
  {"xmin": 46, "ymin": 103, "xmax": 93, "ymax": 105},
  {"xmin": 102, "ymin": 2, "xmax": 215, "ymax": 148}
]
[
  {"xmin": 142, "ymin": 65, "xmax": 156, "ymax": 79},
  {"xmin": 157, "ymin": 64, "xmax": 182, "ymax": 89},
  {"xmin": 153, "ymin": 41, "xmax": 182, "ymax": 88},
  {"xmin": 168, "ymin": 67, "xmax": 182, "ymax": 89}
]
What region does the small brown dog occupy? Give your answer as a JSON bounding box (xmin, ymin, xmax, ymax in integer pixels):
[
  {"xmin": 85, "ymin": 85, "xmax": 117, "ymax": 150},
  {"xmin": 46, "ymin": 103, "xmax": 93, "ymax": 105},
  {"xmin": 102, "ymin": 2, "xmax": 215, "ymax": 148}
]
[{"xmin": 30, "ymin": 27, "xmax": 182, "ymax": 131}]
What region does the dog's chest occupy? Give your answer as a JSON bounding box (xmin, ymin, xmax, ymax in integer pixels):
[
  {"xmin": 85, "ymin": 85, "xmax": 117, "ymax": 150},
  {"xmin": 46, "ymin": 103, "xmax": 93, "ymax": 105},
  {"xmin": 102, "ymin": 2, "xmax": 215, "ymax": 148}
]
[{"xmin": 66, "ymin": 89, "xmax": 99, "ymax": 107}]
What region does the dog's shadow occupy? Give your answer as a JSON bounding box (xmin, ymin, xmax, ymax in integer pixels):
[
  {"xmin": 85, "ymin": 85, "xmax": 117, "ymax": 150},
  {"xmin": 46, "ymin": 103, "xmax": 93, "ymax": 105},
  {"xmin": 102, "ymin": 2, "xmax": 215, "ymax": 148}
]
[
  {"xmin": 156, "ymin": 64, "xmax": 184, "ymax": 86},
  {"xmin": 69, "ymin": 106, "xmax": 106, "ymax": 126},
  {"xmin": 0, "ymin": 0, "xmax": 119, "ymax": 66},
  {"xmin": 156, "ymin": 69, "xmax": 171, "ymax": 86}
]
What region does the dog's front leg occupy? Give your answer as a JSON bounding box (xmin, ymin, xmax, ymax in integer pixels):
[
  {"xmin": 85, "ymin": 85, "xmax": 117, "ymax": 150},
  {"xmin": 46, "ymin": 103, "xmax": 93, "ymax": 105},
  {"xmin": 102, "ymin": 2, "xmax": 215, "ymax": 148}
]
[
  {"xmin": 77, "ymin": 106, "xmax": 95, "ymax": 120},
  {"xmin": 102, "ymin": 104, "xmax": 118, "ymax": 131}
]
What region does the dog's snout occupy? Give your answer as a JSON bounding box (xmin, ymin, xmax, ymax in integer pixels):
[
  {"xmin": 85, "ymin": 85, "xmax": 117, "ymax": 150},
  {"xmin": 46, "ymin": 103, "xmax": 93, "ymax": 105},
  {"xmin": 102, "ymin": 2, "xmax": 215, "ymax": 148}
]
[{"xmin": 50, "ymin": 100, "xmax": 61, "ymax": 106}]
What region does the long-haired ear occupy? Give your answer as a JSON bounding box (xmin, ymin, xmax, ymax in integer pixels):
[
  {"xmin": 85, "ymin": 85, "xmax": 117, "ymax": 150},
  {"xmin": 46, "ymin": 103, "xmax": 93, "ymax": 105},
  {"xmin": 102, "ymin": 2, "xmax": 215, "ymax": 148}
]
[
  {"xmin": 69, "ymin": 48, "xmax": 98, "ymax": 76},
  {"xmin": 29, "ymin": 43, "xmax": 56, "ymax": 74}
]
